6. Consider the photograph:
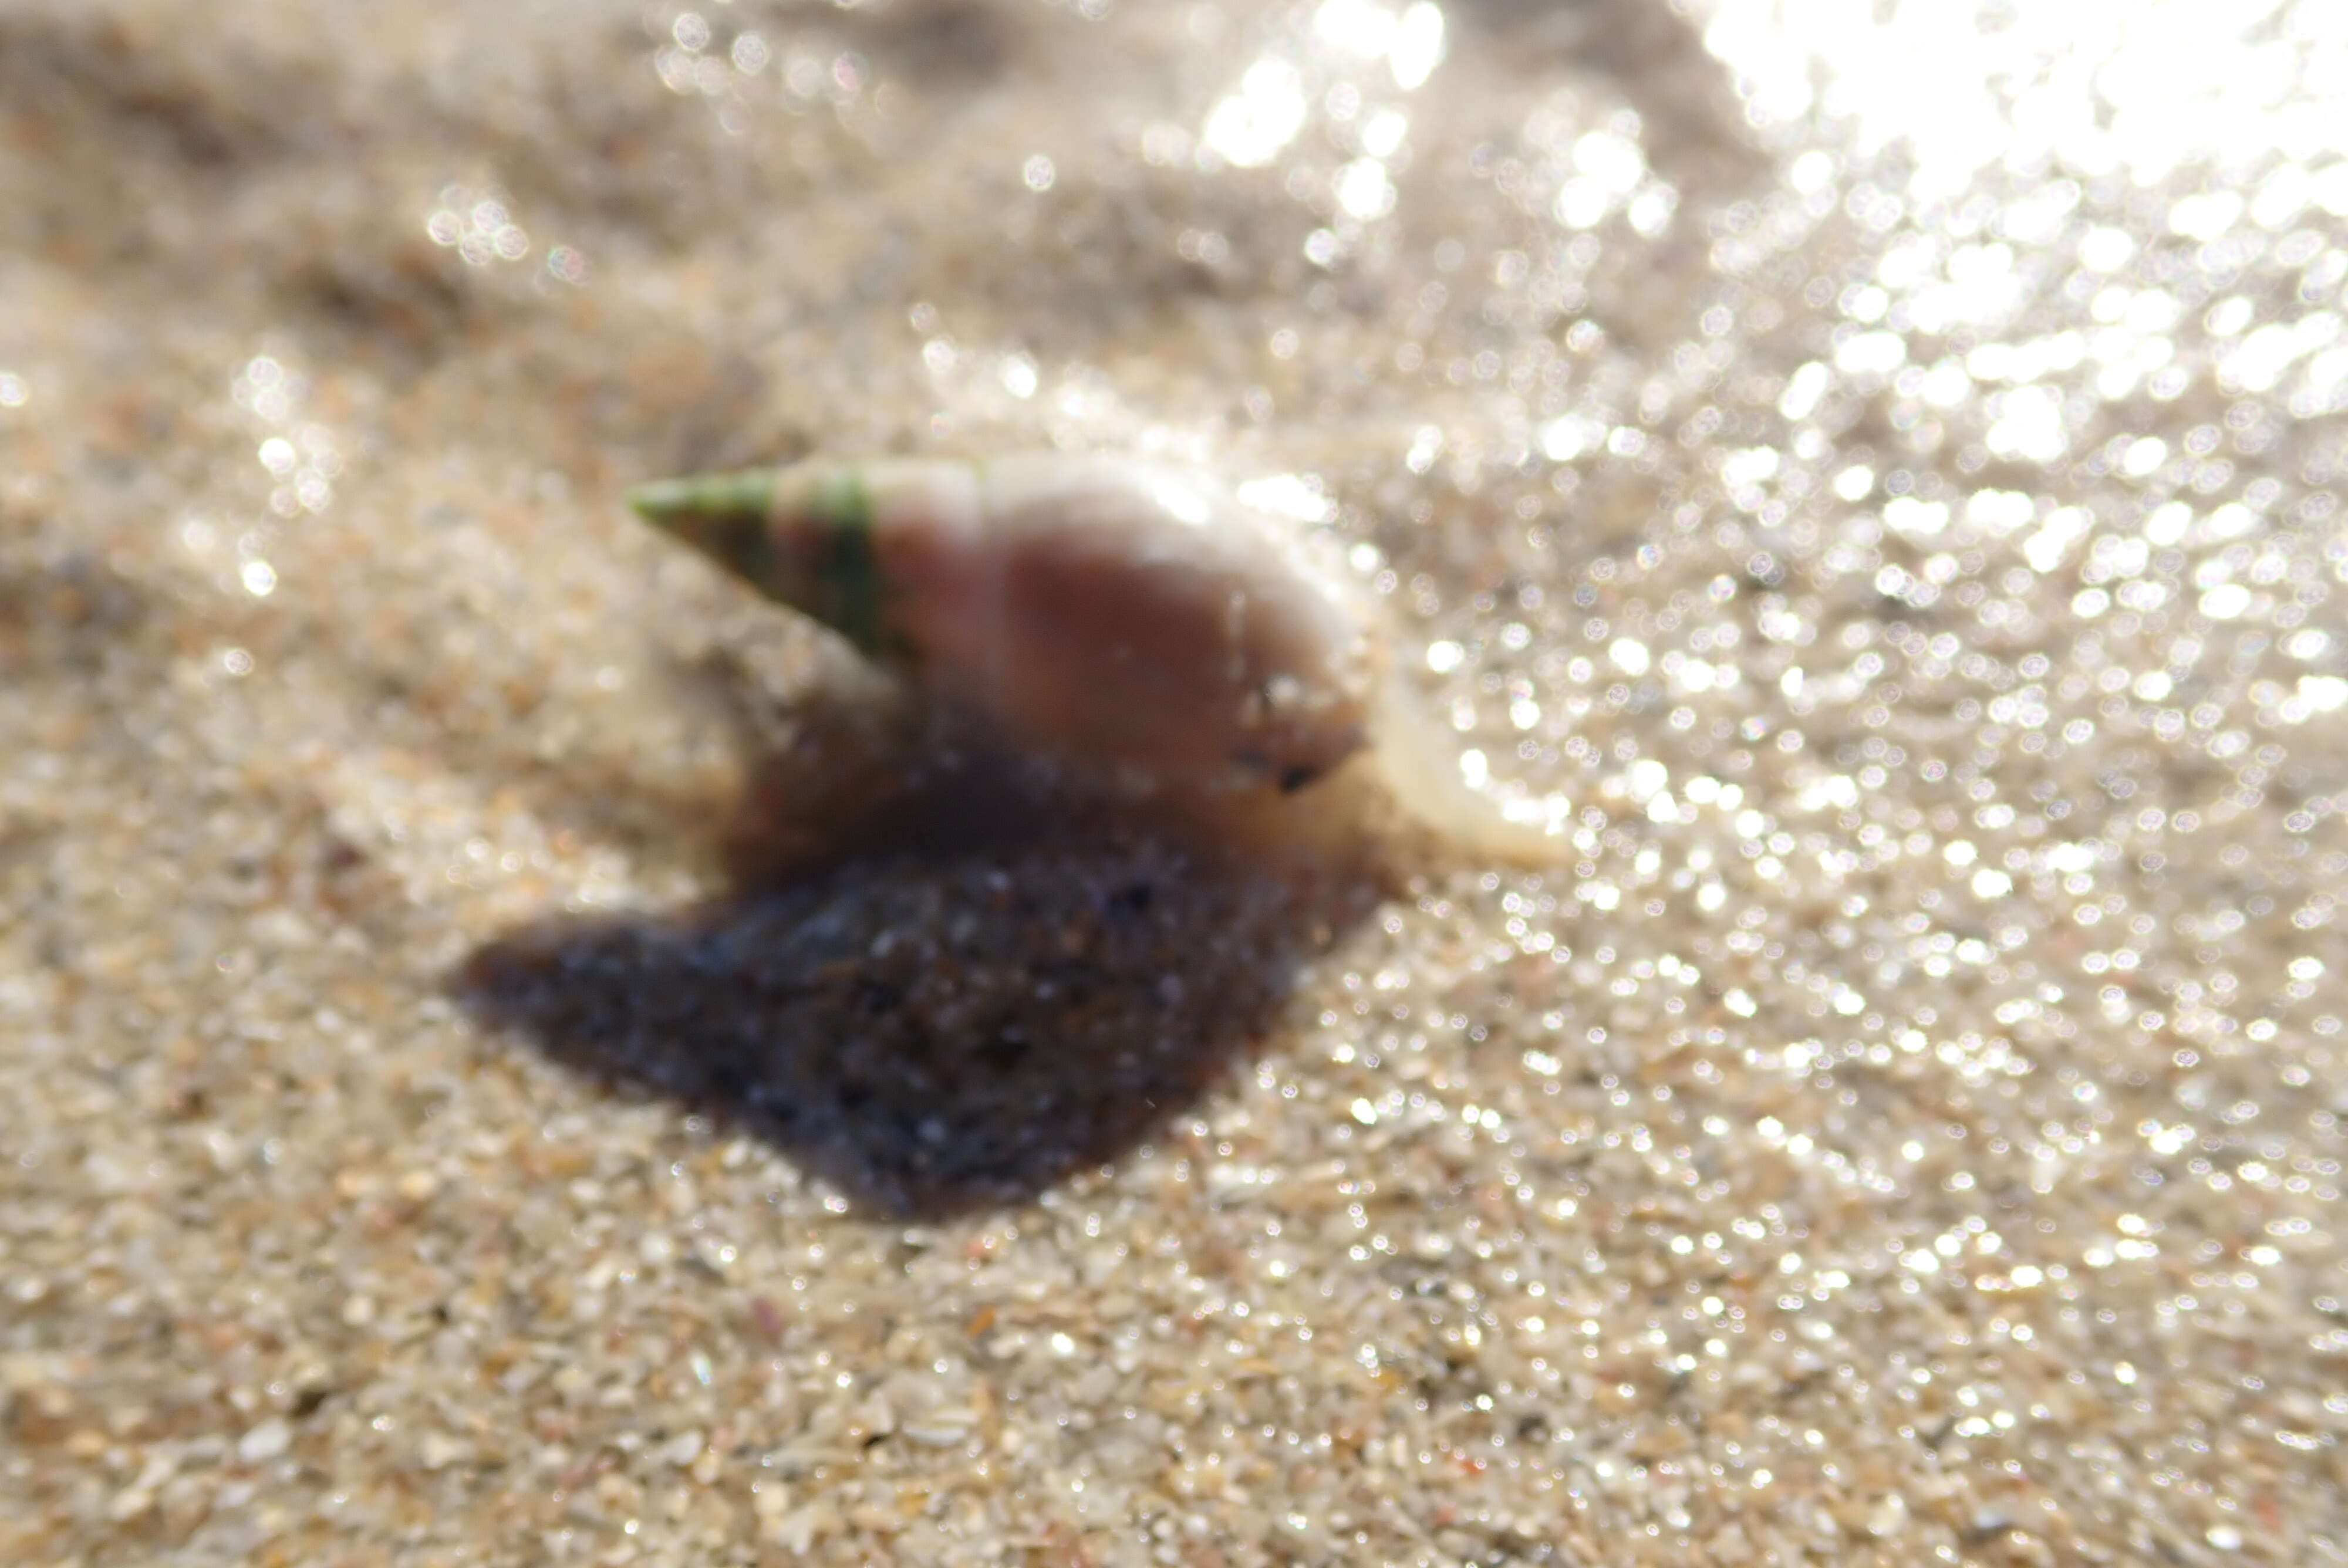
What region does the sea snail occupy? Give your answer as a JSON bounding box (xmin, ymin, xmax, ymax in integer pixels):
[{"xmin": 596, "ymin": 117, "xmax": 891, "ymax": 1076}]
[{"xmin": 630, "ymin": 453, "xmax": 1566, "ymax": 866}]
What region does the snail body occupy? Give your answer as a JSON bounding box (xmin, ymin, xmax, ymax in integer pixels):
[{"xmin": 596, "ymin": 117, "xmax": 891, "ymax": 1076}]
[{"xmin": 632, "ymin": 453, "xmax": 1564, "ymax": 866}]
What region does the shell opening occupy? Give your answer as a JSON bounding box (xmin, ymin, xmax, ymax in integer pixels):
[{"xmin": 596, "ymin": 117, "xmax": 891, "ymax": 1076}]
[{"xmin": 1368, "ymin": 671, "xmax": 1571, "ymax": 869}]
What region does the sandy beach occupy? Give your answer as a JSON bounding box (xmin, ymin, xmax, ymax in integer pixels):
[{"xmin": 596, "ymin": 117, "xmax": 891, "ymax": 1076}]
[{"xmin": 4, "ymin": 1, "xmax": 2344, "ymax": 1562}]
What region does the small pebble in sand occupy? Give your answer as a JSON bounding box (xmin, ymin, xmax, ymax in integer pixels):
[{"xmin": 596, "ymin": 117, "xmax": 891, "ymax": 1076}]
[{"xmin": 631, "ymin": 453, "xmax": 1567, "ymax": 865}]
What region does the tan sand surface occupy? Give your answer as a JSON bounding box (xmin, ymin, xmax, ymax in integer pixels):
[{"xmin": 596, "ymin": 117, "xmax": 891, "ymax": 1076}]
[{"xmin": 4, "ymin": 1, "xmax": 2344, "ymax": 1562}]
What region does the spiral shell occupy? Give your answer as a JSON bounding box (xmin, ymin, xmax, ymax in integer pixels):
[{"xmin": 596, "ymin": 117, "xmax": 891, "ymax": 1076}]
[{"xmin": 632, "ymin": 452, "xmax": 1566, "ymax": 866}]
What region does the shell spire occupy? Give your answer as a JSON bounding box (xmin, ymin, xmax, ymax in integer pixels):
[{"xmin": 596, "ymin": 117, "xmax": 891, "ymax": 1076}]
[
  {"xmin": 626, "ymin": 469, "xmax": 780, "ymax": 528},
  {"xmin": 630, "ymin": 465, "xmax": 893, "ymax": 655}
]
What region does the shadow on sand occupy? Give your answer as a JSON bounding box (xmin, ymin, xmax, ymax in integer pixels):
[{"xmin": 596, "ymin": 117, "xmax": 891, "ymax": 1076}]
[{"xmin": 458, "ymin": 726, "xmax": 1374, "ymax": 1218}]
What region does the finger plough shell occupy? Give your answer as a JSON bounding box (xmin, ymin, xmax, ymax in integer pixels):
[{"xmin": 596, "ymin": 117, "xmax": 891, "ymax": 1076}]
[{"xmin": 630, "ymin": 454, "xmax": 1566, "ymax": 867}]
